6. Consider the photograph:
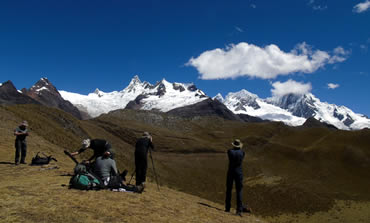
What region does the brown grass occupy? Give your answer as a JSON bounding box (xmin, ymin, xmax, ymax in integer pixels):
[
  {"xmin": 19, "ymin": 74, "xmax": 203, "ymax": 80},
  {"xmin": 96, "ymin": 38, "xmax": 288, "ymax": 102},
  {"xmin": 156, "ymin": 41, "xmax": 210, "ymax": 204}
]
[{"xmin": 1, "ymin": 105, "xmax": 370, "ymax": 222}]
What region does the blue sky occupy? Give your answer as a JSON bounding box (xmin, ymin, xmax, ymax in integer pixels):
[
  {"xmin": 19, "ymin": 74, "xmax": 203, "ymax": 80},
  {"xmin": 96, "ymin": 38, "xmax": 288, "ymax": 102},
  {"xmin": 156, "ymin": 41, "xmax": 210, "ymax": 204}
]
[{"xmin": 0, "ymin": 0, "xmax": 369, "ymax": 116}]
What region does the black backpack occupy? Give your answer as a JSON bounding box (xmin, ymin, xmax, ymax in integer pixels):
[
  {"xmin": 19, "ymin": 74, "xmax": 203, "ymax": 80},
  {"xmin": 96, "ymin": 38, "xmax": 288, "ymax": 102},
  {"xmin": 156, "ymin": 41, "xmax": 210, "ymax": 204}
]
[{"xmin": 31, "ymin": 152, "xmax": 57, "ymax": 165}]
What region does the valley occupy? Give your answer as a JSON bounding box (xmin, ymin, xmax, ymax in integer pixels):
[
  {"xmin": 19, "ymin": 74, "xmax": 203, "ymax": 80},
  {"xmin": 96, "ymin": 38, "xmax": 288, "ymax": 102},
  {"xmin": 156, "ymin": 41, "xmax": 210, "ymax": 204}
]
[{"xmin": 1, "ymin": 104, "xmax": 369, "ymax": 222}]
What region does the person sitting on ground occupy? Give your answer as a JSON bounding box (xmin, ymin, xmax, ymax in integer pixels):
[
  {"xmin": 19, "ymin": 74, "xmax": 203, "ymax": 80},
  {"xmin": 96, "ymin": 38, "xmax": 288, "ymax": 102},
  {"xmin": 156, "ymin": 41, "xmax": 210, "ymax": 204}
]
[
  {"xmin": 93, "ymin": 151, "xmax": 142, "ymax": 193},
  {"xmin": 134, "ymin": 131, "xmax": 154, "ymax": 188},
  {"xmin": 93, "ymin": 151, "xmax": 118, "ymax": 186},
  {"xmin": 71, "ymin": 138, "xmax": 114, "ymax": 162},
  {"xmin": 14, "ymin": 121, "xmax": 30, "ymax": 165}
]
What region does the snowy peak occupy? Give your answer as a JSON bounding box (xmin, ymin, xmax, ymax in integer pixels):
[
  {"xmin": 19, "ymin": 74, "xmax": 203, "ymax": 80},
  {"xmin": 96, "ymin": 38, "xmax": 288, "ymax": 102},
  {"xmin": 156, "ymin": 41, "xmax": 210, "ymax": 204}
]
[
  {"xmin": 222, "ymin": 90, "xmax": 370, "ymax": 130},
  {"xmin": 224, "ymin": 89, "xmax": 261, "ymax": 111},
  {"xmin": 57, "ymin": 75, "xmax": 370, "ymax": 130},
  {"xmin": 93, "ymin": 88, "xmax": 105, "ymax": 97},
  {"xmin": 267, "ymin": 93, "xmax": 318, "ymax": 118},
  {"xmin": 28, "ymin": 77, "xmax": 60, "ymax": 98},
  {"xmin": 60, "ymin": 76, "xmax": 209, "ymax": 118},
  {"xmin": 29, "ymin": 77, "xmax": 54, "ymax": 94},
  {"xmin": 213, "ymin": 93, "xmax": 224, "ymax": 103}
]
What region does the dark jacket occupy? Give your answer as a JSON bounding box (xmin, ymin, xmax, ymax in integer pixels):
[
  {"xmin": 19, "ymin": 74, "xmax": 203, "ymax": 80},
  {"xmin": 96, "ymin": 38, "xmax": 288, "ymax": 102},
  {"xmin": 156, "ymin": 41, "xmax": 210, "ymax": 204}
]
[
  {"xmin": 227, "ymin": 148, "xmax": 245, "ymax": 172},
  {"xmin": 78, "ymin": 139, "xmax": 111, "ymax": 158},
  {"xmin": 135, "ymin": 137, "xmax": 154, "ymax": 157}
]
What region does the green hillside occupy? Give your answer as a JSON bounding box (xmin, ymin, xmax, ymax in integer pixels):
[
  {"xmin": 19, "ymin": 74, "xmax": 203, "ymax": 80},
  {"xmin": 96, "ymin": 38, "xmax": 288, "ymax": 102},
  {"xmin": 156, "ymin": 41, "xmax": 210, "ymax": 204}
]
[{"xmin": 1, "ymin": 104, "xmax": 370, "ymax": 223}]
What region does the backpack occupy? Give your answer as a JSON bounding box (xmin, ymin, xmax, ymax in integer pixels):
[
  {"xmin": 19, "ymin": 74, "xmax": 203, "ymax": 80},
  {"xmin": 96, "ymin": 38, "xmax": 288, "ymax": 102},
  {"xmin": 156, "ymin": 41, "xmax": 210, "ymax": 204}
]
[
  {"xmin": 69, "ymin": 172, "xmax": 102, "ymax": 190},
  {"xmin": 69, "ymin": 163, "xmax": 103, "ymax": 190},
  {"xmin": 31, "ymin": 152, "xmax": 57, "ymax": 165}
]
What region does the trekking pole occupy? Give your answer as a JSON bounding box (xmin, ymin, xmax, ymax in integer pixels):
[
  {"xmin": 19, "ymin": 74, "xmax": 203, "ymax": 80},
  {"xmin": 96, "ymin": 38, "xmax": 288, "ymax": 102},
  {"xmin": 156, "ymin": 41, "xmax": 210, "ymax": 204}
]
[{"xmin": 149, "ymin": 149, "xmax": 160, "ymax": 191}]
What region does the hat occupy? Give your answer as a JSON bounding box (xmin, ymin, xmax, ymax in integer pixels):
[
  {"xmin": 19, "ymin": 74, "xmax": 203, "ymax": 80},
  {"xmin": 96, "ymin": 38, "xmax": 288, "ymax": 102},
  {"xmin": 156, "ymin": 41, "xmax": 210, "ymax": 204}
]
[
  {"xmin": 142, "ymin": 132, "xmax": 151, "ymax": 138},
  {"xmin": 82, "ymin": 139, "xmax": 91, "ymax": 148},
  {"xmin": 231, "ymin": 139, "xmax": 243, "ymax": 148},
  {"xmin": 21, "ymin": 120, "xmax": 28, "ymax": 127}
]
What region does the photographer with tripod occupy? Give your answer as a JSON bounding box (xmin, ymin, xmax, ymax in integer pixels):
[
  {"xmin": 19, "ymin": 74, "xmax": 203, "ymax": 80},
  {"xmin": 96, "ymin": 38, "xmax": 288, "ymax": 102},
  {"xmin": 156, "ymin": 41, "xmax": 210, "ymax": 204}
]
[{"xmin": 134, "ymin": 132, "xmax": 155, "ymax": 190}]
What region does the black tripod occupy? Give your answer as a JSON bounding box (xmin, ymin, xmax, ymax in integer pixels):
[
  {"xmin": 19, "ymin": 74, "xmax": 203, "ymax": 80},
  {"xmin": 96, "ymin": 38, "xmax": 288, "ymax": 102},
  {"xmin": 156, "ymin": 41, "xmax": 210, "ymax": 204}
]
[{"xmin": 149, "ymin": 148, "xmax": 160, "ymax": 191}]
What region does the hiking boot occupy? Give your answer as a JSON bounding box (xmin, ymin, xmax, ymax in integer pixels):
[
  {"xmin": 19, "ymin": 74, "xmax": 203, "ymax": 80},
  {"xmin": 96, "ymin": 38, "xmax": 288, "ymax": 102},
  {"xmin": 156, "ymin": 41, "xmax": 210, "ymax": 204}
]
[
  {"xmin": 15, "ymin": 162, "xmax": 19, "ymax": 166},
  {"xmin": 225, "ymin": 207, "xmax": 230, "ymax": 212},
  {"xmin": 135, "ymin": 185, "xmax": 144, "ymax": 193},
  {"xmin": 236, "ymin": 211, "xmax": 242, "ymax": 217}
]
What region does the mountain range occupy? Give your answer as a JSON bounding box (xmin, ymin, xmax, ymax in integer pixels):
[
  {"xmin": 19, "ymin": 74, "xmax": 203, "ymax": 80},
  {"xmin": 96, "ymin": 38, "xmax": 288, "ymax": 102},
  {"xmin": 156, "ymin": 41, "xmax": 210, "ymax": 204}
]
[
  {"xmin": 60, "ymin": 75, "xmax": 370, "ymax": 130},
  {"xmin": 1, "ymin": 76, "xmax": 369, "ymax": 130}
]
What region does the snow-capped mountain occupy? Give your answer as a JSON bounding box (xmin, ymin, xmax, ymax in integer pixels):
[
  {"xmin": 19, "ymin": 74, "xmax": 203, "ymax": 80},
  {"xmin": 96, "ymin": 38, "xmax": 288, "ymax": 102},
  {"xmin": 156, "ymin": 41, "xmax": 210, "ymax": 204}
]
[
  {"xmin": 60, "ymin": 75, "xmax": 208, "ymax": 118},
  {"xmin": 218, "ymin": 90, "xmax": 370, "ymax": 130},
  {"xmin": 217, "ymin": 90, "xmax": 307, "ymax": 127},
  {"xmin": 266, "ymin": 93, "xmax": 370, "ymax": 130},
  {"xmin": 59, "ymin": 75, "xmax": 370, "ymax": 130}
]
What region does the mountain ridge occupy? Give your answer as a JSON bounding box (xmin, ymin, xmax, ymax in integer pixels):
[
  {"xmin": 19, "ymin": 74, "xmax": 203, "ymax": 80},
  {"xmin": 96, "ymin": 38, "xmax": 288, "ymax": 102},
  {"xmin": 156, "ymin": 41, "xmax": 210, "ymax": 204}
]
[
  {"xmin": 59, "ymin": 76, "xmax": 370, "ymax": 130},
  {"xmin": 2, "ymin": 76, "xmax": 369, "ymax": 130}
]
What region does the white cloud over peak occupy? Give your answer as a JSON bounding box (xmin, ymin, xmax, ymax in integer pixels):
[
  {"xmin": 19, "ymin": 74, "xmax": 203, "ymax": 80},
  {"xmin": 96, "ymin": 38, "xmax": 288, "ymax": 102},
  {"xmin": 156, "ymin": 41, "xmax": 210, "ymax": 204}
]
[
  {"xmin": 353, "ymin": 0, "xmax": 370, "ymax": 13},
  {"xmin": 271, "ymin": 79, "xmax": 312, "ymax": 97},
  {"xmin": 328, "ymin": 83, "xmax": 340, "ymax": 89},
  {"xmin": 187, "ymin": 42, "xmax": 348, "ymax": 80}
]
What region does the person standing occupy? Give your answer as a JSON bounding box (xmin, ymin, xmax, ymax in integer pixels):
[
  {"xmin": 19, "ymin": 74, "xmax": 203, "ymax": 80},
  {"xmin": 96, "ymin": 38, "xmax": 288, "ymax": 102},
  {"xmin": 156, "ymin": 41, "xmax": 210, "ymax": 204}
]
[
  {"xmin": 134, "ymin": 132, "xmax": 154, "ymax": 187},
  {"xmin": 14, "ymin": 121, "xmax": 29, "ymax": 165},
  {"xmin": 71, "ymin": 138, "xmax": 114, "ymax": 162},
  {"xmin": 225, "ymin": 139, "xmax": 251, "ymax": 216}
]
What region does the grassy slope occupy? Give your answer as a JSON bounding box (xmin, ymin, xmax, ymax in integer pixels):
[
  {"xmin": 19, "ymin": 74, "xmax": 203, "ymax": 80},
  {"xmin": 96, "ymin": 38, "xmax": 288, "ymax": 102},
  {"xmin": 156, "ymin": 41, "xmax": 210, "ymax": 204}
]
[
  {"xmin": 93, "ymin": 109, "xmax": 370, "ymax": 221},
  {"xmin": 0, "ymin": 105, "xmax": 262, "ymax": 223},
  {"xmin": 1, "ymin": 105, "xmax": 370, "ymax": 223}
]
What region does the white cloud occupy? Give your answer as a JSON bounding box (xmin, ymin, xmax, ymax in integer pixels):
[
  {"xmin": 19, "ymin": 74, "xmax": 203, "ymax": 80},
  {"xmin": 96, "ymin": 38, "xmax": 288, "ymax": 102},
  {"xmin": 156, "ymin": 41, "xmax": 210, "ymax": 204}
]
[
  {"xmin": 329, "ymin": 46, "xmax": 350, "ymax": 64},
  {"xmin": 271, "ymin": 79, "xmax": 312, "ymax": 97},
  {"xmin": 187, "ymin": 42, "xmax": 348, "ymax": 80},
  {"xmin": 353, "ymin": 0, "xmax": 370, "ymax": 13},
  {"xmin": 328, "ymin": 83, "xmax": 340, "ymax": 89}
]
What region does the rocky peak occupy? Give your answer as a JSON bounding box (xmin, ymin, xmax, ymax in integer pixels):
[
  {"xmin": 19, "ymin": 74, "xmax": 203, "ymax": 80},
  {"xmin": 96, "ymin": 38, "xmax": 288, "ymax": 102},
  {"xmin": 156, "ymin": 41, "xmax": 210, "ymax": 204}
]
[
  {"xmin": 0, "ymin": 80, "xmax": 18, "ymax": 92},
  {"xmin": 266, "ymin": 93, "xmax": 317, "ymax": 118},
  {"xmin": 93, "ymin": 88, "xmax": 104, "ymax": 97},
  {"xmin": 173, "ymin": 83, "xmax": 186, "ymax": 92},
  {"xmin": 225, "ymin": 90, "xmax": 260, "ymax": 110},
  {"xmin": 28, "ymin": 77, "xmax": 59, "ymax": 95},
  {"xmin": 125, "ymin": 75, "xmax": 145, "ymax": 93},
  {"xmin": 302, "ymin": 117, "xmax": 338, "ymax": 129},
  {"xmin": 187, "ymin": 84, "xmax": 198, "ymax": 92},
  {"xmin": 0, "ymin": 80, "xmax": 40, "ymax": 105},
  {"xmin": 213, "ymin": 93, "xmax": 225, "ymax": 103},
  {"xmin": 24, "ymin": 78, "xmax": 82, "ymax": 119}
]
